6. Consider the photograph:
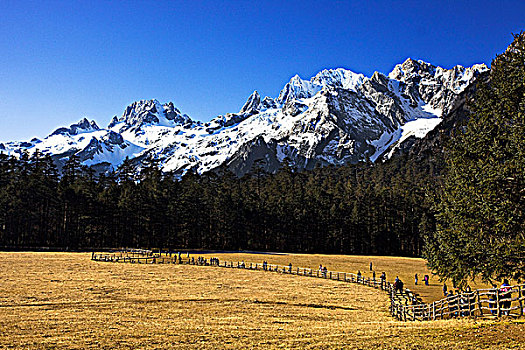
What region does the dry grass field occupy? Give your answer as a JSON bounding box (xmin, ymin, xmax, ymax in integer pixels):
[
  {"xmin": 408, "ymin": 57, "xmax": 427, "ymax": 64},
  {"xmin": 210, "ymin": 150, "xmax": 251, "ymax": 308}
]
[
  {"xmin": 210, "ymin": 252, "xmax": 492, "ymax": 302},
  {"xmin": 0, "ymin": 252, "xmax": 524, "ymax": 349}
]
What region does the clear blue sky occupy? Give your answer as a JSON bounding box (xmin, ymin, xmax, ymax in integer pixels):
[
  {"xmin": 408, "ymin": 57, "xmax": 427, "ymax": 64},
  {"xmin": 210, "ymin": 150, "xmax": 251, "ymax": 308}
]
[{"xmin": 0, "ymin": 0, "xmax": 523, "ymax": 142}]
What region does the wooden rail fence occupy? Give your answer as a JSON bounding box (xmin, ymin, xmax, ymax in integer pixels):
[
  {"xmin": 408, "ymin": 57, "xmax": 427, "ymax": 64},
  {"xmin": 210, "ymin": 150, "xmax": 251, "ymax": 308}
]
[{"xmin": 91, "ymin": 251, "xmax": 524, "ymax": 321}]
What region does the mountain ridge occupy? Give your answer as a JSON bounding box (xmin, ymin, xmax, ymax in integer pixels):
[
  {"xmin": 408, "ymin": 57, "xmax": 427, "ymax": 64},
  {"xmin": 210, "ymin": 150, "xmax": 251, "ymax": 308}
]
[{"xmin": 1, "ymin": 59, "xmax": 488, "ymax": 176}]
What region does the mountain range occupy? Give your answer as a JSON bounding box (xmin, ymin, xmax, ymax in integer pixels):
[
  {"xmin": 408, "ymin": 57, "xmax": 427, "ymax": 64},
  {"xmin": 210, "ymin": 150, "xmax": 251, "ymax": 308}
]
[{"xmin": 0, "ymin": 58, "xmax": 488, "ymax": 176}]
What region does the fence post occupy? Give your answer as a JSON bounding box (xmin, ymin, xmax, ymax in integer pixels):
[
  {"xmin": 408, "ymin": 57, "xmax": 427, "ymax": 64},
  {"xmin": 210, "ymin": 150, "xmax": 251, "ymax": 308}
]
[
  {"xmin": 390, "ymin": 294, "xmax": 393, "ymax": 316},
  {"xmin": 496, "ymin": 288, "xmax": 501, "ymax": 317},
  {"xmin": 477, "ymin": 290, "xmax": 483, "ymax": 316},
  {"xmin": 467, "ymin": 292, "xmax": 472, "ymax": 317},
  {"xmin": 518, "ymin": 286, "xmax": 523, "ymax": 317}
]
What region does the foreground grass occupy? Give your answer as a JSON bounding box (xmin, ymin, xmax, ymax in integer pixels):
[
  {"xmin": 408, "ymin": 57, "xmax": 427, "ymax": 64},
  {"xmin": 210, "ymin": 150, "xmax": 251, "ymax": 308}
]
[{"xmin": 0, "ymin": 252, "xmax": 523, "ymax": 349}]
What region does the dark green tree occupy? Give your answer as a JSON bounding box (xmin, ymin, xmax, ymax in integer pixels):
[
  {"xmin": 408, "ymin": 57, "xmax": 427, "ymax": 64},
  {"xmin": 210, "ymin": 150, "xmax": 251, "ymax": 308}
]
[{"xmin": 426, "ymin": 33, "xmax": 525, "ymax": 286}]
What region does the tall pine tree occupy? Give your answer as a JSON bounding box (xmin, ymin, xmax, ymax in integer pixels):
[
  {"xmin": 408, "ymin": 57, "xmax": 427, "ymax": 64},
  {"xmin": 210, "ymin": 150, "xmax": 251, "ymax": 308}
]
[{"xmin": 426, "ymin": 33, "xmax": 525, "ymax": 286}]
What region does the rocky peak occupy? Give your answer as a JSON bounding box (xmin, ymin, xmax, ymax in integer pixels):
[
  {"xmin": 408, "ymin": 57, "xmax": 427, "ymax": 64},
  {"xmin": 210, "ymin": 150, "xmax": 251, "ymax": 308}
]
[
  {"xmin": 370, "ymin": 71, "xmax": 390, "ymax": 87},
  {"xmin": 163, "ymin": 101, "xmax": 193, "ymax": 125},
  {"xmin": 277, "ymin": 74, "xmax": 315, "ymax": 105},
  {"xmin": 240, "ymin": 90, "xmax": 261, "ymax": 113},
  {"xmin": 312, "ymin": 68, "xmax": 365, "ymax": 92},
  {"xmin": 277, "ymin": 68, "xmax": 366, "ymax": 106},
  {"xmin": 434, "ymin": 63, "xmax": 488, "ymax": 93},
  {"xmin": 261, "ymin": 96, "xmax": 277, "ymax": 110},
  {"xmin": 109, "ymin": 99, "xmax": 193, "ymax": 131},
  {"xmin": 50, "ymin": 118, "xmax": 100, "ymax": 136},
  {"xmin": 389, "ymin": 58, "xmax": 436, "ymax": 81},
  {"xmin": 119, "ymin": 99, "xmax": 162, "ymax": 127}
]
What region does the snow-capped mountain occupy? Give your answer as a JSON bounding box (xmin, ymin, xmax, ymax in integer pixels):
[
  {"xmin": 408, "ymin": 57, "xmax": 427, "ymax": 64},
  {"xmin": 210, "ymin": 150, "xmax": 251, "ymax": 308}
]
[{"xmin": 0, "ymin": 59, "xmax": 488, "ymax": 176}]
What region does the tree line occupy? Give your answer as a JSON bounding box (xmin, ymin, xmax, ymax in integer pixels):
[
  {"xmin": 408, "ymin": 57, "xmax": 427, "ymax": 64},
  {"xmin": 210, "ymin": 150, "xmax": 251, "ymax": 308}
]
[{"xmin": 0, "ymin": 149, "xmax": 437, "ymax": 256}]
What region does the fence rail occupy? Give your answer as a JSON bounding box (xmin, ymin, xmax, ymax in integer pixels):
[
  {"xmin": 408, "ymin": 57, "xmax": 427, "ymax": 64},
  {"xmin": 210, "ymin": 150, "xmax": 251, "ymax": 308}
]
[{"xmin": 91, "ymin": 251, "xmax": 523, "ymax": 321}]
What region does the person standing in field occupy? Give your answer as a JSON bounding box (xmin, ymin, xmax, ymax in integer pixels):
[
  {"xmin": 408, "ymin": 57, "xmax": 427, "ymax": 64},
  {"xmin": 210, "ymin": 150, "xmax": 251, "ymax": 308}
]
[
  {"xmin": 380, "ymin": 272, "xmax": 386, "ymax": 288},
  {"xmin": 500, "ymin": 279, "xmax": 511, "ymax": 315},
  {"xmin": 415, "ymin": 273, "xmax": 418, "ymax": 285},
  {"xmin": 369, "ymin": 262, "xmax": 373, "ymax": 271}
]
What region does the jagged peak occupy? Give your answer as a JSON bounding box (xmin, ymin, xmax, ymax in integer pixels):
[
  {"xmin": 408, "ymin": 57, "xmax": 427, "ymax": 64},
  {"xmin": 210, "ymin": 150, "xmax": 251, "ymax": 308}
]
[
  {"xmin": 287, "ymin": 74, "xmax": 310, "ymax": 89},
  {"xmin": 290, "ymin": 74, "xmax": 302, "ymax": 82},
  {"xmin": 50, "ymin": 117, "xmax": 99, "ymax": 137},
  {"xmin": 240, "ymin": 90, "xmax": 261, "ymax": 113},
  {"xmin": 388, "ymin": 58, "xmax": 437, "ymax": 80},
  {"xmin": 277, "ymin": 74, "xmax": 313, "ymax": 105},
  {"xmin": 111, "ymin": 99, "xmax": 194, "ymax": 130},
  {"xmin": 75, "ymin": 117, "xmax": 99, "ymax": 130},
  {"xmin": 370, "ymin": 71, "xmax": 390, "ymax": 86},
  {"xmin": 277, "ymin": 68, "xmax": 366, "ymax": 105},
  {"xmin": 389, "ymin": 58, "xmax": 488, "ymax": 83},
  {"xmin": 261, "ymin": 96, "xmax": 277, "ymax": 110},
  {"xmin": 312, "ymin": 68, "xmax": 365, "ymax": 92}
]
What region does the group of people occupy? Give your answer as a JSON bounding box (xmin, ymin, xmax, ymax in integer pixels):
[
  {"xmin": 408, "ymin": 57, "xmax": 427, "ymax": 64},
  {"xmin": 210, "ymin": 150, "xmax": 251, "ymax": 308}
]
[
  {"xmin": 318, "ymin": 264, "xmax": 328, "ymax": 277},
  {"xmin": 442, "ymin": 279, "xmax": 516, "ymax": 316},
  {"xmin": 414, "ymin": 273, "xmax": 430, "ymax": 286},
  {"xmin": 442, "ymin": 283, "xmax": 473, "ymax": 297},
  {"xmin": 365, "ymin": 262, "xmax": 435, "ymax": 295},
  {"xmin": 172, "ymin": 251, "xmax": 188, "ymax": 264},
  {"xmin": 190, "ymin": 256, "xmax": 215, "ymax": 265},
  {"xmin": 394, "ymin": 276, "xmax": 404, "ymax": 292}
]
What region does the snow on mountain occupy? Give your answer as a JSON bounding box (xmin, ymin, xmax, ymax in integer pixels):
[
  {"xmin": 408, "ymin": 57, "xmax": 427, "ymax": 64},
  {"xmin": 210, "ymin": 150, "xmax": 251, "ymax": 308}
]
[
  {"xmin": 276, "ymin": 68, "xmax": 365, "ymax": 106},
  {"xmin": 1, "ymin": 118, "xmax": 143, "ymax": 168},
  {"xmin": 1, "ymin": 61, "xmax": 488, "ymax": 176}
]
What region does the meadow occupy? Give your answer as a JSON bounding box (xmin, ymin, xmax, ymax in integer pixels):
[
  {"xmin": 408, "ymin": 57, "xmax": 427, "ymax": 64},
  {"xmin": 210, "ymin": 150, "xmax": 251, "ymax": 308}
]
[{"xmin": 0, "ymin": 252, "xmax": 523, "ymax": 349}]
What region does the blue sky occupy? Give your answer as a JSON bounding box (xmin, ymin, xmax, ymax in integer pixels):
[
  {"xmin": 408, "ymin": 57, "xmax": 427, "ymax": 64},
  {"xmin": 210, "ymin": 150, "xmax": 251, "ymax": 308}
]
[{"xmin": 0, "ymin": 0, "xmax": 523, "ymax": 142}]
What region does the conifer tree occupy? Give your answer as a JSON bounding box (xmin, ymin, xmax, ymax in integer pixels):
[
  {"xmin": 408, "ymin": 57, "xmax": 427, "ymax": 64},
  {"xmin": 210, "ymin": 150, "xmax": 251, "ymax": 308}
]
[{"xmin": 426, "ymin": 33, "xmax": 525, "ymax": 285}]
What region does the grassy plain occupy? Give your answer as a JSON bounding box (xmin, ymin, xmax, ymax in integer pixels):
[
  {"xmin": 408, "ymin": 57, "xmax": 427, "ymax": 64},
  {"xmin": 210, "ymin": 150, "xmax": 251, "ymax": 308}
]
[
  {"xmin": 0, "ymin": 252, "xmax": 523, "ymax": 349},
  {"xmin": 210, "ymin": 253, "xmax": 492, "ymax": 302}
]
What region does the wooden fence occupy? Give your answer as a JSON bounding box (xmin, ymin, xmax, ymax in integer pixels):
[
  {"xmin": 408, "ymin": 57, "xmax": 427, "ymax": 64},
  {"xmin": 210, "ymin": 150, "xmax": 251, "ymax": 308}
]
[
  {"xmin": 91, "ymin": 251, "xmax": 523, "ymax": 321},
  {"xmin": 397, "ymin": 285, "xmax": 525, "ymax": 321}
]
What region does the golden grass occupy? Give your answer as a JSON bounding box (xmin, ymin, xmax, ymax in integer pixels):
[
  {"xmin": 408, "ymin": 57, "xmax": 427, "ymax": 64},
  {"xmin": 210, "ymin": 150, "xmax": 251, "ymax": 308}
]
[
  {"xmin": 0, "ymin": 252, "xmax": 523, "ymax": 349},
  {"xmin": 209, "ymin": 252, "xmax": 493, "ymax": 303}
]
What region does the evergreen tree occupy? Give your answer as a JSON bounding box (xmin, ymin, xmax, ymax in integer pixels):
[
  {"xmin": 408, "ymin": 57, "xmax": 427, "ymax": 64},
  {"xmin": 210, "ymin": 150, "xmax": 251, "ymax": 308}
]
[{"xmin": 426, "ymin": 33, "xmax": 525, "ymax": 285}]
